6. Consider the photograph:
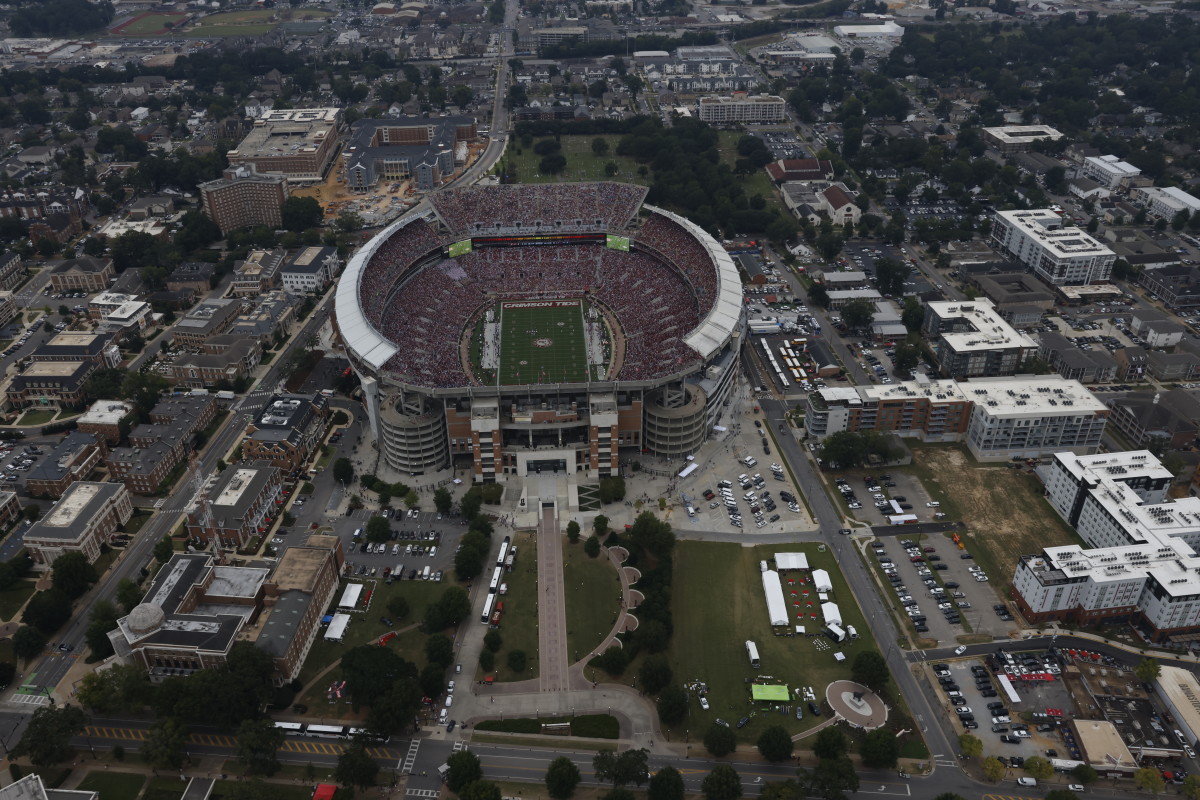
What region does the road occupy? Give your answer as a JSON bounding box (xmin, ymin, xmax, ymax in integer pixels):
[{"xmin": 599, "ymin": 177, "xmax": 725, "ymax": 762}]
[{"xmin": 17, "ymin": 293, "xmax": 337, "ymax": 700}]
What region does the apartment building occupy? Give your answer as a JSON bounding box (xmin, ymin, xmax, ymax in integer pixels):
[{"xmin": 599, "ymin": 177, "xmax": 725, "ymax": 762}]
[
  {"xmin": 199, "ymin": 164, "xmax": 289, "ymax": 235},
  {"xmin": 108, "ymin": 532, "xmax": 342, "ymax": 684},
  {"xmin": 77, "ymin": 400, "xmax": 136, "ymax": 444},
  {"xmin": 1135, "ymin": 186, "xmax": 1200, "ymax": 220},
  {"xmin": 172, "ymin": 299, "xmax": 240, "ymax": 349},
  {"xmin": 25, "ymin": 431, "xmax": 105, "ymax": 499},
  {"xmin": 241, "ymin": 394, "xmax": 330, "ymax": 472},
  {"xmin": 990, "ymin": 209, "xmax": 1116, "ymax": 286},
  {"xmin": 1015, "ymin": 451, "xmax": 1200, "ymax": 642},
  {"xmin": 185, "ymin": 462, "xmax": 281, "ymax": 550},
  {"xmin": 24, "ymin": 481, "xmax": 133, "ymax": 568},
  {"xmin": 226, "ymin": 108, "xmax": 342, "ymax": 184},
  {"xmin": 922, "ymin": 299, "xmax": 1037, "ymax": 378},
  {"xmin": 281, "ymin": 246, "xmax": 340, "ymax": 294},
  {"xmin": 1037, "ymin": 332, "xmax": 1119, "ymax": 384},
  {"xmin": 805, "ymin": 374, "xmax": 1108, "ymax": 461},
  {"xmin": 1080, "ymin": 155, "xmax": 1141, "ymax": 190},
  {"xmin": 697, "ymin": 93, "xmax": 786, "ymax": 124},
  {"xmin": 231, "ymin": 248, "xmax": 286, "ymax": 298},
  {"xmin": 981, "ymin": 125, "xmax": 1064, "ymax": 154}
]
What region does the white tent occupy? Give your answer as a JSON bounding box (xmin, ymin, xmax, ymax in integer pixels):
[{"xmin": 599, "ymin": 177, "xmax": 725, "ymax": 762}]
[
  {"xmin": 337, "ymin": 583, "xmax": 362, "ymax": 610},
  {"xmin": 325, "ymin": 613, "xmax": 351, "ymax": 641},
  {"xmin": 761, "ymin": 569, "xmax": 789, "ymax": 626},
  {"xmin": 775, "ymin": 552, "xmax": 809, "ymax": 571},
  {"xmin": 812, "ymin": 568, "xmax": 833, "ymax": 592},
  {"xmin": 821, "ymin": 601, "xmax": 842, "ymax": 625}
]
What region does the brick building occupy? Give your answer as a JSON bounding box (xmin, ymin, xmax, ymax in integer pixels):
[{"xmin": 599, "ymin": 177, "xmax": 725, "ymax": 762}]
[{"xmin": 24, "ymin": 482, "xmax": 133, "ymax": 568}]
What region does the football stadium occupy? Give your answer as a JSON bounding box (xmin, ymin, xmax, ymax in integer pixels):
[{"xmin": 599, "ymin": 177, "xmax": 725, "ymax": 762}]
[{"xmin": 335, "ymin": 182, "xmax": 744, "ymax": 480}]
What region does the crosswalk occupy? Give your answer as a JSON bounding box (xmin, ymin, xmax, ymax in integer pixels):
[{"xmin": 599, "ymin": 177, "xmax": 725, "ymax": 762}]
[
  {"xmin": 9, "ymin": 693, "xmax": 49, "ymax": 706},
  {"xmin": 934, "ymin": 758, "xmax": 958, "ymax": 767},
  {"xmin": 401, "ymin": 738, "xmax": 421, "ymax": 773},
  {"xmin": 406, "ymin": 790, "xmax": 439, "ymax": 798},
  {"xmin": 981, "ymin": 795, "xmax": 1038, "ymax": 800},
  {"xmin": 81, "ymin": 726, "xmax": 395, "ymax": 759}
]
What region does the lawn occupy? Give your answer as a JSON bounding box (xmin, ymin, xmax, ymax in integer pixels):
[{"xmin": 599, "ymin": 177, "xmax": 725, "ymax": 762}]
[
  {"xmin": 490, "ymin": 530, "xmax": 539, "ymax": 682},
  {"xmin": 715, "ymin": 131, "xmax": 792, "ymax": 220},
  {"xmin": 74, "ymin": 772, "xmax": 146, "ymax": 800},
  {"xmin": 502, "ymin": 135, "xmax": 649, "ymax": 186},
  {"xmin": 142, "ymin": 779, "xmax": 184, "ymax": 800},
  {"xmin": 563, "ymin": 542, "xmax": 621, "ymax": 661},
  {"xmin": 667, "ymin": 541, "xmax": 879, "ymax": 743},
  {"xmin": 0, "ymin": 579, "xmax": 36, "ymax": 621},
  {"xmin": 111, "ymin": 11, "xmax": 188, "ymax": 36},
  {"xmin": 498, "ymin": 300, "xmax": 589, "ymax": 385},
  {"xmin": 904, "ymin": 445, "xmax": 1084, "ymax": 596},
  {"xmin": 16, "ymin": 409, "xmax": 55, "ymax": 426}
]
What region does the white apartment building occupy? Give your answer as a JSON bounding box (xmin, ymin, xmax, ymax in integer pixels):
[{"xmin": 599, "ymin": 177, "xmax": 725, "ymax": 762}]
[
  {"xmin": 1135, "ymin": 186, "xmax": 1200, "ymax": 220},
  {"xmin": 922, "ymin": 299, "xmax": 1037, "ymax": 378},
  {"xmin": 1080, "ymin": 155, "xmax": 1141, "ymax": 190},
  {"xmin": 805, "ymin": 374, "xmax": 1108, "ymax": 461},
  {"xmin": 990, "ymin": 209, "xmax": 1116, "ymax": 286},
  {"xmin": 281, "ymin": 246, "xmax": 341, "ymax": 294},
  {"xmin": 697, "ymin": 94, "xmax": 786, "ymax": 124},
  {"xmin": 1015, "ymin": 451, "xmax": 1200, "ymax": 642}
]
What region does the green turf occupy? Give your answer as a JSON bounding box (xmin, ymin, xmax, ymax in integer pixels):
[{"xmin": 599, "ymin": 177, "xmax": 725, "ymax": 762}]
[
  {"xmin": 112, "ymin": 12, "xmax": 188, "ymax": 35},
  {"xmin": 563, "ymin": 544, "xmax": 622, "ymax": 662},
  {"xmin": 487, "ymin": 530, "xmax": 539, "ymax": 682},
  {"xmin": 0, "ymin": 579, "xmax": 36, "ymax": 621},
  {"xmin": 498, "ymin": 300, "xmax": 589, "ymax": 385},
  {"xmin": 74, "ymin": 772, "xmax": 146, "ymax": 800}
]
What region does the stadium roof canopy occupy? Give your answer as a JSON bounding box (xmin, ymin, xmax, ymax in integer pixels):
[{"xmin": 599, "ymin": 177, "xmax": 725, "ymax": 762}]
[{"xmin": 751, "ymin": 684, "xmax": 790, "ymax": 702}]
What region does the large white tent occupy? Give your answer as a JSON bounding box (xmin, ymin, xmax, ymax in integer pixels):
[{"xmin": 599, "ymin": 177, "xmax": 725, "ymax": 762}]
[
  {"xmin": 761, "ymin": 569, "xmax": 789, "ymax": 626},
  {"xmin": 337, "ymin": 583, "xmax": 362, "ymax": 610},
  {"xmin": 325, "ymin": 613, "xmax": 351, "ymax": 642},
  {"xmin": 821, "ymin": 601, "xmax": 842, "ymax": 625},
  {"xmin": 775, "ymin": 552, "xmax": 809, "ymax": 571},
  {"xmin": 812, "ymin": 568, "xmax": 833, "ymax": 592}
]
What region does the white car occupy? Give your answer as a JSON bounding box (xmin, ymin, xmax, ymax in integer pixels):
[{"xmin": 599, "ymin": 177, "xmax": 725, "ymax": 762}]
[
  {"xmin": 954, "ymin": 645, "xmax": 967, "ymax": 655},
  {"xmin": 926, "ymin": 501, "xmax": 941, "ymax": 508},
  {"xmin": 1067, "ymin": 785, "xmax": 1085, "ymax": 792},
  {"xmin": 954, "ymin": 706, "xmax": 972, "ymax": 714},
  {"xmin": 699, "ymin": 697, "xmax": 710, "ymax": 711}
]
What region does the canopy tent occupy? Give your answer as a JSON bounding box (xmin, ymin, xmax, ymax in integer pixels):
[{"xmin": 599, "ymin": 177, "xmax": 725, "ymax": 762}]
[
  {"xmin": 324, "ymin": 613, "xmax": 351, "ymax": 642},
  {"xmin": 775, "ymin": 552, "xmax": 809, "ymax": 571},
  {"xmin": 751, "ymin": 684, "xmax": 791, "ymax": 702},
  {"xmin": 821, "ymin": 601, "xmax": 842, "ymax": 625},
  {"xmin": 761, "ymin": 569, "xmax": 789, "ymax": 626},
  {"xmin": 337, "ymin": 583, "xmax": 363, "ymax": 609},
  {"xmin": 811, "ymin": 568, "xmax": 833, "ymax": 592},
  {"xmin": 314, "ymin": 786, "xmax": 338, "ymax": 800}
]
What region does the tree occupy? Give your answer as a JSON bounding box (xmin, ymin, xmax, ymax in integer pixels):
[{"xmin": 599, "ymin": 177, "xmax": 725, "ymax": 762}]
[
  {"xmin": 704, "ymin": 723, "xmax": 735, "ymax": 757},
  {"xmin": 425, "ymin": 634, "xmax": 454, "ymax": 669},
  {"xmin": 566, "ymin": 520, "xmax": 581, "ymax": 543},
  {"xmin": 756, "ymin": 725, "xmax": 794, "ymax": 762},
  {"xmin": 648, "ymin": 766, "xmax": 684, "ymax": 800},
  {"xmin": 545, "ymin": 756, "xmax": 582, "ymax": 800},
  {"xmin": 281, "ymin": 196, "xmax": 323, "ymax": 232},
  {"xmin": 446, "ymin": 749, "xmax": 483, "ymax": 791},
  {"xmin": 656, "ymin": 685, "xmax": 688, "ymax": 724},
  {"xmin": 336, "ymin": 738, "xmax": 380, "ymax": 790},
  {"xmin": 333, "ymin": 458, "xmax": 354, "ymax": 485},
  {"xmin": 237, "ymin": 718, "xmax": 285, "ymax": 775},
  {"xmin": 818, "ymin": 431, "xmax": 869, "ymax": 470},
  {"xmin": 840, "ymin": 298, "xmax": 876, "ymax": 331},
  {"xmin": 860, "ymin": 728, "xmax": 899, "ymax": 768},
  {"xmin": 592, "ymin": 137, "xmax": 610, "ymax": 156},
  {"xmin": 365, "ymin": 515, "xmax": 391, "ymax": 543},
  {"xmin": 893, "ymin": 342, "xmax": 921, "ymax": 374},
  {"xmin": 423, "ymin": 586, "xmax": 471, "ymax": 631},
  {"xmin": 584, "ymin": 535, "xmax": 601, "ymax": 558},
  {"xmin": 75, "ymin": 664, "xmax": 149, "ymax": 715},
  {"xmin": 812, "ymin": 726, "xmax": 848, "ymax": 760},
  {"xmin": 594, "ymin": 514, "xmax": 609, "ymax": 536},
  {"xmin": 116, "ymin": 578, "xmax": 143, "ymax": 613},
  {"xmin": 902, "ymin": 297, "xmax": 925, "ymax": 332},
  {"xmin": 10, "ymin": 705, "xmax": 86, "ymax": 768},
  {"xmin": 639, "ymin": 655, "xmax": 673, "ymax": 694},
  {"xmin": 84, "ymin": 599, "xmax": 120, "ymax": 659},
  {"xmin": 12, "ymin": 626, "xmax": 46, "ymax": 661},
  {"xmin": 1071, "ymin": 764, "xmax": 1098, "ymax": 785},
  {"xmin": 592, "ymin": 645, "xmax": 626, "ymax": 676},
  {"xmin": 981, "ymin": 756, "xmax": 1006, "ymax": 783},
  {"xmin": 460, "ymin": 489, "xmax": 483, "ymax": 521},
  {"xmin": 1134, "ymin": 657, "xmax": 1161, "ymax": 683},
  {"xmin": 805, "ymin": 758, "xmax": 858, "ymax": 800},
  {"xmin": 507, "ymin": 649, "xmax": 528, "ymax": 673},
  {"xmin": 141, "ymin": 717, "xmax": 187, "ymax": 769},
  {"xmin": 1182, "ymin": 775, "xmax": 1200, "ymax": 800},
  {"xmin": 387, "ymin": 595, "xmax": 410, "ymax": 621},
  {"xmin": 484, "ymin": 630, "xmax": 503, "ymax": 653},
  {"xmin": 702, "ymin": 765, "xmax": 742, "ymax": 800},
  {"xmin": 760, "ymin": 780, "xmax": 802, "ymax": 800},
  {"xmin": 874, "ymin": 258, "xmax": 910, "ymax": 296},
  {"xmin": 339, "ymin": 645, "xmax": 417, "ymax": 711},
  {"xmin": 22, "ymin": 589, "xmax": 71, "ymax": 634},
  {"xmin": 593, "ymin": 749, "xmax": 649, "ymax": 787},
  {"xmin": 1134, "ymin": 767, "xmax": 1165, "ymax": 794},
  {"xmin": 851, "ymin": 651, "xmax": 890, "ymax": 692},
  {"xmin": 434, "ymin": 488, "xmax": 453, "ymax": 514},
  {"xmin": 154, "ymin": 534, "xmax": 174, "ymax": 564},
  {"xmin": 958, "ymin": 733, "xmax": 983, "ymax": 759},
  {"xmin": 460, "ymin": 781, "xmax": 502, "ymax": 800}
]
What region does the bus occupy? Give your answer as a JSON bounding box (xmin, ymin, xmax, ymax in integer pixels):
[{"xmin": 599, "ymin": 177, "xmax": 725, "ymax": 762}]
[
  {"xmin": 304, "ymin": 725, "xmax": 350, "ymax": 739},
  {"xmin": 745, "ymin": 640, "xmax": 761, "ymax": 668},
  {"xmin": 496, "ymin": 536, "xmax": 511, "ymax": 567},
  {"xmin": 488, "ymin": 565, "xmax": 504, "ymax": 593},
  {"xmin": 348, "ymin": 727, "xmax": 390, "ymax": 743},
  {"xmin": 481, "ymin": 592, "xmax": 496, "ymax": 624},
  {"xmin": 274, "ymin": 722, "xmax": 303, "ymax": 734}
]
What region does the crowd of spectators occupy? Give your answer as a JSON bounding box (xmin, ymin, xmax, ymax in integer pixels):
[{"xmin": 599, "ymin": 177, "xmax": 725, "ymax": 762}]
[
  {"xmin": 374, "ymin": 244, "xmax": 701, "ymax": 387},
  {"xmin": 358, "ymin": 216, "xmax": 446, "ymax": 323},
  {"xmin": 635, "ymin": 213, "xmax": 720, "ymax": 305},
  {"xmin": 429, "ymin": 183, "xmax": 648, "ymax": 234}
]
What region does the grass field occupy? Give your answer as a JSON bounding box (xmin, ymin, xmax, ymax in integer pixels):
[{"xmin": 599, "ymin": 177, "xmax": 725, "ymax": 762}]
[
  {"xmin": 489, "ymin": 531, "xmax": 540, "ymax": 682},
  {"xmin": 502, "ymin": 136, "xmax": 649, "ymax": 186},
  {"xmin": 186, "ymin": 8, "xmax": 279, "ymax": 36},
  {"xmin": 75, "ymin": 772, "xmax": 146, "ymax": 800},
  {"xmin": 0, "ymin": 579, "xmax": 36, "ymax": 621},
  {"xmin": 667, "ymin": 541, "xmax": 878, "ymax": 742},
  {"xmin": 111, "ymin": 11, "xmax": 189, "ymax": 35},
  {"xmin": 499, "ymin": 300, "xmax": 589, "ymax": 385},
  {"xmin": 904, "ymin": 445, "xmax": 1083, "ymax": 596},
  {"xmin": 17, "ymin": 409, "xmax": 55, "ymax": 426},
  {"xmin": 563, "ymin": 543, "xmax": 621, "ymax": 661}
]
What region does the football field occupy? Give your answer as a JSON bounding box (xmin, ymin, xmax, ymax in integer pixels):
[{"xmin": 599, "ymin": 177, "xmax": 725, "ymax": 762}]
[{"xmin": 498, "ymin": 301, "xmax": 589, "ymax": 385}]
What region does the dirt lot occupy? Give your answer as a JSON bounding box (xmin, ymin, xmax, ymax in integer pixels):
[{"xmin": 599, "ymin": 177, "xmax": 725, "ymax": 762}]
[{"xmin": 907, "ymin": 447, "xmax": 1083, "ymax": 596}]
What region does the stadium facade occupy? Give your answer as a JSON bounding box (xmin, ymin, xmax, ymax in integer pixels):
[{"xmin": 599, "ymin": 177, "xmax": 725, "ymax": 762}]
[{"xmin": 335, "ymin": 183, "xmax": 744, "ymax": 481}]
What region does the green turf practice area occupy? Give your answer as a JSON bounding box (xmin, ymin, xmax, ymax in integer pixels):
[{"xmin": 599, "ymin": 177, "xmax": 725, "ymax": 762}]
[{"xmin": 498, "ymin": 299, "xmax": 589, "ymax": 385}]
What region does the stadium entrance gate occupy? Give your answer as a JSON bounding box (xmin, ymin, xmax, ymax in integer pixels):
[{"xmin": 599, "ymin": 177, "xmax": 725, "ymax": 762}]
[
  {"xmin": 513, "ymin": 449, "xmax": 575, "ymax": 477},
  {"xmin": 528, "ymin": 458, "xmax": 567, "ymax": 474}
]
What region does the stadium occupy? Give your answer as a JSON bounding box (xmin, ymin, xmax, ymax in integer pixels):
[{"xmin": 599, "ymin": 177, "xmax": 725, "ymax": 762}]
[{"xmin": 334, "ymin": 182, "xmax": 744, "ymax": 481}]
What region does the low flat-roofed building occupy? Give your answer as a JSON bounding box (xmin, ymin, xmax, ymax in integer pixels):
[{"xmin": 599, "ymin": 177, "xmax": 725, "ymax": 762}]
[
  {"xmin": 1135, "ymin": 186, "xmax": 1200, "ymax": 220},
  {"xmin": 1156, "ymin": 666, "xmax": 1200, "ymax": 749},
  {"xmin": 109, "ymin": 532, "xmax": 341, "ymax": 684},
  {"xmin": 1141, "ymin": 266, "xmax": 1200, "ymax": 309},
  {"xmin": 77, "ymin": 400, "xmax": 135, "ymax": 444},
  {"xmin": 982, "ymin": 124, "xmax": 1064, "ymax": 154},
  {"xmin": 0, "ymin": 773, "xmax": 98, "ymax": 800},
  {"xmin": 226, "ymin": 107, "xmax": 342, "ymax": 184},
  {"xmin": 813, "ymin": 269, "xmax": 869, "ymax": 289},
  {"xmin": 166, "ymin": 262, "xmax": 216, "ymax": 294},
  {"xmin": 6, "ymin": 360, "xmax": 96, "ymax": 410},
  {"xmin": 242, "ymin": 393, "xmax": 330, "ymax": 472},
  {"xmin": 973, "ymin": 272, "xmax": 1056, "ymax": 318},
  {"xmin": 99, "ymin": 300, "xmax": 152, "ymax": 336},
  {"xmin": 1037, "ymin": 331, "xmax": 1118, "ymax": 384},
  {"xmin": 25, "ymin": 430, "xmax": 105, "ymax": 499},
  {"xmin": 1069, "ymin": 719, "xmax": 1139, "ymax": 774},
  {"xmin": 922, "ymin": 299, "xmax": 1037, "ymax": 378},
  {"xmin": 96, "ymin": 218, "xmax": 169, "ymax": 241},
  {"xmin": 827, "ymin": 287, "xmax": 883, "ymax": 309},
  {"xmin": 24, "ymin": 481, "xmax": 132, "ymax": 568},
  {"xmin": 227, "ymin": 291, "xmax": 295, "ymax": 345},
  {"xmin": 172, "ymin": 299, "xmax": 240, "ymax": 349},
  {"xmin": 281, "ymin": 246, "xmax": 340, "ymax": 294},
  {"xmin": 697, "ymin": 93, "xmax": 786, "ymax": 124},
  {"xmin": 186, "ymin": 462, "xmax": 281, "ymax": 550},
  {"xmin": 49, "ymin": 257, "xmax": 114, "ymax": 293},
  {"xmin": 88, "ymin": 291, "xmax": 138, "ymax": 320},
  {"xmin": 1081, "ymin": 154, "xmax": 1141, "ymax": 189},
  {"xmin": 171, "ymin": 338, "xmax": 261, "ymax": 389}
]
